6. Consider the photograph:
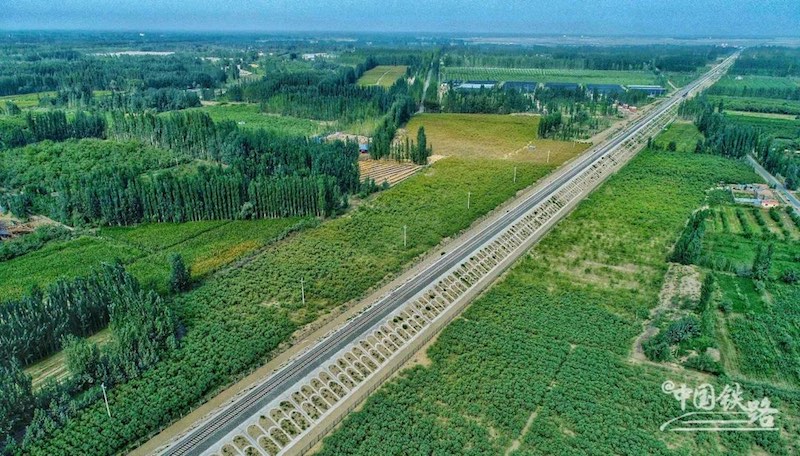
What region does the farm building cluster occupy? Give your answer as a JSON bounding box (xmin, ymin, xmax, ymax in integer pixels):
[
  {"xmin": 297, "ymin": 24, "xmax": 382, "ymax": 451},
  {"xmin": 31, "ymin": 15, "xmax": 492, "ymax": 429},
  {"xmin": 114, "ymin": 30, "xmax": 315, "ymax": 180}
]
[
  {"xmin": 729, "ymin": 183, "xmax": 781, "ymax": 208},
  {"xmin": 0, "ymin": 219, "xmax": 35, "ymax": 241},
  {"xmin": 322, "ymin": 131, "xmax": 371, "ymax": 154}
]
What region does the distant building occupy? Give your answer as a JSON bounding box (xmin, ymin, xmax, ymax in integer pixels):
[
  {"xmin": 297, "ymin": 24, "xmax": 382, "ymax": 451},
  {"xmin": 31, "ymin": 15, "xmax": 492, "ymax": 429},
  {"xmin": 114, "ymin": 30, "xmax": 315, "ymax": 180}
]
[
  {"xmin": 734, "ymin": 197, "xmax": 761, "ymax": 206},
  {"xmin": 586, "ymin": 83, "xmax": 625, "ymax": 95},
  {"xmin": 626, "ymin": 85, "xmax": 667, "ymax": 96},
  {"xmin": 301, "ymin": 53, "xmax": 333, "ymax": 61},
  {"xmin": 544, "ymin": 82, "xmax": 580, "ymax": 91},
  {"xmin": 759, "ymin": 199, "xmax": 780, "ymax": 208},
  {"xmin": 503, "ymin": 81, "xmax": 538, "ymax": 92},
  {"xmin": 0, "ymin": 222, "xmax": 10, "ymax": 241},
  {"xmin": 455, "ymin": 80, "xmax": 497, "ymax": 90}
]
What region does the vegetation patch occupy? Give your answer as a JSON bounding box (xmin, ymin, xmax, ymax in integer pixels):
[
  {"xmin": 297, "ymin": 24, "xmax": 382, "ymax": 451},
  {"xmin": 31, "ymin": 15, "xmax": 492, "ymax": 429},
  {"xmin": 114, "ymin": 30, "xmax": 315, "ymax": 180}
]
[
  {"xmin": 442, "ymin": 67, "xmax": 659, "ymax": 86},
  {"xmin": 403, "ymin": 113, "xmax": 588, "ymax": 162},
  {"xmin": 320, "ymin": 151, "xmax": 798, "ymax": 456},
  {"xmin": 652, "ymin": 122, "xmax": 703, "ymax": 153},
  {"xmin": 189, "ymin": 104, "xmax": 327, "ymax": 137},
  {"xmin": 356, "ymin": 65, "xmax": 408, "ymax": 88},
  {"xmin": 17, "ymin": 157, "xmax": 556, "ymax": 455}
]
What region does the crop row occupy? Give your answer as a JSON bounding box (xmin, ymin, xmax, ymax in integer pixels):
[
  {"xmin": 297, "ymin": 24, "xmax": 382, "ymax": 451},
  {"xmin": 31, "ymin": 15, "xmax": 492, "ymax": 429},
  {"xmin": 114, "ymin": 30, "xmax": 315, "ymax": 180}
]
[
  {"xmin": 319, "ymin": 150, "xmax": 797, "ymax": 455},
  {"xmin": 20, "ymin": 157, "xmax": 554, "ymax": 454}
]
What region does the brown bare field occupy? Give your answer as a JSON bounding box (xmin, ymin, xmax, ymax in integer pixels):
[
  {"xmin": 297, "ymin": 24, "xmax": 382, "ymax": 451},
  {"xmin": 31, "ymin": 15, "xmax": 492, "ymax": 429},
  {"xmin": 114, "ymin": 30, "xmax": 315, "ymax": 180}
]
[{"xmin": 358, "ymin": 159, "xmax": 422, "ymax": 186}]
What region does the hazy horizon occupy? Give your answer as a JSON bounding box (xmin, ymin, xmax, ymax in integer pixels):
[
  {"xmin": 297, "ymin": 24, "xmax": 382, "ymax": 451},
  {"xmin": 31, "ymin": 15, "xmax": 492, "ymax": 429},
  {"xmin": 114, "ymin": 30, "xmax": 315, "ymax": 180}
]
[{"xmin": 3, "ymin": 0, "xmax": 799, "ymax": 37}]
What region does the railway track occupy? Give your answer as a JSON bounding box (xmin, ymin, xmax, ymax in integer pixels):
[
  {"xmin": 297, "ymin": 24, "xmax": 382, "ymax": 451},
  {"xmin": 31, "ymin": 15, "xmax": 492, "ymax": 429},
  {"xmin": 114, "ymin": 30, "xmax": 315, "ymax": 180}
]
[{"xmin": 159, "ymin": 52, "xmax": 737, "ymax": 456}]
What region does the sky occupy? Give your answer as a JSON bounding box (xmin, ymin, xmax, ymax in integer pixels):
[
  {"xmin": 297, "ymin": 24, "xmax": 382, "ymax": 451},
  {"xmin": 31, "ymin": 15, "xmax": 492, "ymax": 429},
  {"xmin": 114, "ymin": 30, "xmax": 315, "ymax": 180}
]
[{"xmin": 2, "ymin": 0, "xmax": 799, "ymax": 37}]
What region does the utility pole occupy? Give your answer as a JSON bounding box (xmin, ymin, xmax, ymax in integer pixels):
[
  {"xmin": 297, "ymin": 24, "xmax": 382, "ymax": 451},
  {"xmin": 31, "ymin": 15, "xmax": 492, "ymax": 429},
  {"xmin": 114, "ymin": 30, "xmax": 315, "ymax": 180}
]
[
  {"xmin": 403, "ymin": 225, "xmax": 407, "ymax": 248},
  {"xmin": 467, "ymin": 191, "xmax": 471, "ymax": 210},
  {"xmin": 301, "ymin": 278, "xmax": 305, "ymax": 306},
  {"xmin": 101, "ymin": 383, "xmax": 111, "ymax": 418},
  {"xmin": 513, "ymin": 166, "xmax": 517, "ymax": 183}
]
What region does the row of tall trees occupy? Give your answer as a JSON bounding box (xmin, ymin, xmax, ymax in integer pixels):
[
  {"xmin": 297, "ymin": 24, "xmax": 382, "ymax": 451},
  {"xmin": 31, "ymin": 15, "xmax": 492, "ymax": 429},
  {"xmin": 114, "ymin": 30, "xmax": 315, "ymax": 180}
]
[
  {"xmin": 3, "ymin": 111, "xmax": 360, "ymax": 223},
  {"xmin": 537, "ymin": 112, "xmax": 563, "ymax": 138},
  {"xmin": 730, "ymin": 47, "xmax": 800, "ymax": 77},
  {"xmin": 108, "ymin": 110, "xmax": 360, "ymax": 191},
  {"xmin": 758, "ymin": 143, "xmax": 799, "ymax": 190},
  {"xmin": 681, "ymin": 97, "xmax": 771, "ymax": 159},
  {"xmin": 0, "ymin": 263, "xmax": 174, "ymax": 367},
  {"xmin": 0, "ymin": 263, "xmax": 179, "ymax": 447},
  {"xmin": 385, "ymin": 127, "xmax": 431, "ymax": 165},
  {"xmin": 96, "ymin": 88, "xmax": 202, "ymax": 112},
  {"xmin": 0, "ymin": 110, "xmax": 106, "ymax": 150},
  {"xmin": 670, "ymin": 209, "xmax": 709, "ymax": 264},
  {"xmin": 369, "ymin": 97, "xmax": 418, "ymax": 160},
  {"xmin": 442, "ymin": 45, "xmax": 726, "ymax": 72},
  {"xmin": 49, "ymin": 166, "xmax": 344, "ymax": 226},
  {"xmin": 227, "ymin": 65, "xmax": 393, "ymax": 124},
  {"xmin": 707, "ymin": 84, "xmax": 800, "ymax": 101},
  {"xmin": 681, "ymin": 95, "xmax": 798, "ymax": 190},
  {"xmin": 441, "ymin": 87, "xmax": 535, "ymax": 114}
]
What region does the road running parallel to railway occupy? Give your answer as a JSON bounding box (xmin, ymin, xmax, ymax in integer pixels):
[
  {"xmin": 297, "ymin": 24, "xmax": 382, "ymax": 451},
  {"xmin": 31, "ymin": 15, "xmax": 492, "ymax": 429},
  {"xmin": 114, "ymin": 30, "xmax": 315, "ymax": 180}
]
[
  {"xmin": 158, "ymin": 52, "xmax": 738, "ymax": 456},
  {"xmin": 746, "ymin": 155, "xmax": 800, "ymax": 213}
]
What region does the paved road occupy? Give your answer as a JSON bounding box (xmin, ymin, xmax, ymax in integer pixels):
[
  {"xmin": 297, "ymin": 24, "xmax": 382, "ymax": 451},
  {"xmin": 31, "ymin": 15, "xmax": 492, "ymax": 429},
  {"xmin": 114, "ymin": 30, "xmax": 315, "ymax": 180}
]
[
  {"xmin": 747, "ymin": 155, "xmax": 800, "ymax": 213},
  {"xmin": 161, "ymin": 52, "xmax": 737, "ymax": 456}
]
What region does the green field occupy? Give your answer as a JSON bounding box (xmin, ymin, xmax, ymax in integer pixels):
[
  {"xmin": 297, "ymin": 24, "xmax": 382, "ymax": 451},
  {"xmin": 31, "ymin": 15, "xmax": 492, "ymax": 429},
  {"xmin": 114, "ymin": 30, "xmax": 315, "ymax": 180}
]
[
  {"xmin": 653, "ymin": 121, "xmax": 703, "ymax": 152},
  {"xmin": 188, "ymin": 104, "xmax": 327, "ymax": 137},
  {"xmin": 404, "ymin": 113, "xmax": 589, "ymax": 163},
  {"xmin": 0, "ymin": 90, "xmax": 112, "ymax": 109},
  {"xmin": 0, "ymin": 218, "xmax": 308, "ymax": 298},
  {"xmin": 702, "ymin": 204, "xmax": 800, "ymax": 386},
  {"xmin": 0, "ymin": 138, "xmax": 181, "ymax": 190},
  {"xmin": 23, "ymin": 155, "xmax": 567, "ymax": 455},
  {"xmin": 0, "ymin": 91, "xmax": 58, "ymax": 108},
  {"xmin": 708, "ymin": 95, "xmax": 800, "ymax": 116},
  {"xmin": 712, "ymin": 75, "xmax": 800, "ymax": 92},
  {"xmin": 441, "ymin": 66, "xmax": 659, "ymax": 85},
  {"xmin": 356, "ymin": 65, "xmax": 408, "ymax": 88},
  {"xmin": 726, "ymin": 112, "xmax": 800, "ymax": 139},
  {"xmin": 0, "ymin": 236, "xmax": 142, "ymax": 298},
  {"xmin": 318, "ymin": 150, "xmax": 800, "ymax": 455}
]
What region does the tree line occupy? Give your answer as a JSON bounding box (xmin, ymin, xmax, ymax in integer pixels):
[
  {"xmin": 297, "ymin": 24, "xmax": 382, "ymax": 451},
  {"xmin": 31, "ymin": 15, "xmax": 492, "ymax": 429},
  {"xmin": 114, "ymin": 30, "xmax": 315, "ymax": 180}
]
[
  {"xmin": 442, "ymin": 45, "xmax": 727, "ymax": 73},
  {"xmin": 0, "ymin": 110, "xmax": 106, "ymax": 150},
  {"xmin": 0, "ymin": 53, "xmax": 234, "ymax": 97},
  {"xmin": 707, "ymin": 84, "xmax": 800, "ymax": 101},
  {"xmin": 670, "ymin": 209, "xmax": 709, "ymax": 264},
  {"xmin": 680, "ymin": 96, "xmax": 771, "ymax": 159},
  {"xmin": 2, "ymin": 110, "xmax": 360, "ymax": 224},
  {"xmin": 50, "ymin": 166, "xmax": 344, "ymax": 226},
  {"xmin": 39, "ymin": 86, "xmax": 204, "ymax": 112},
  {"xmin": 730, "ymin": 47, "xmax": 800, "ymax": 77},
  {"xmin": 441, "ymin": 86, "xmax": 534, "ymax": 114},
  {"xmin": 1, "ymin": 263, "xmax": 179, "ymax": 450},
  {"xmin": 680, "ymin": 96, "xmax": 798, "ymax": 189}
]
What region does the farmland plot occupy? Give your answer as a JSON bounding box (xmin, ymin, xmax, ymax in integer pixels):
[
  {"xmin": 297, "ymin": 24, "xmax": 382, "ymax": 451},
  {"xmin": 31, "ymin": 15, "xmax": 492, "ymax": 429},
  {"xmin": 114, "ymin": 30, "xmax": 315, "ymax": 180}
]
[
  {"xmin": 22, "ymin": 157, "xmax": 562, "ymax": 455},
  {"xmin": 403, "ymin": 113, "xmax": 589, "ymax": 163},
  {"xmin": 441, "ymin": 67, "xmax": 658, "ymax": 86},
  {"xmin": 319, "ymin": 151, "xmax": 799, "ymax": 455},
  {"xmin": 356, "ymin": 66, "xmax": 408, "ymax": 88}
]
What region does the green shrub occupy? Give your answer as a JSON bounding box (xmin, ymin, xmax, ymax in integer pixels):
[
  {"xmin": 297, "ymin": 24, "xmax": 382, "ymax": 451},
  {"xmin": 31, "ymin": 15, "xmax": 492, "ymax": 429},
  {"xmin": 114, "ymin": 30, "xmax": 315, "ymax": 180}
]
[
  {"xmin": 643, "ymin": 334, "xmax": 671, "ymax": 362},
  {"xmin": 664, "ymin": 316, "xmax": 701, "ymax": 344},
  {"xmin": 684, "ymin": 352, "xmax": 721, "ymax": 374},
  {"xmin": 781, "ymin": 269, "xmax": 799, "ymax": 284}
]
